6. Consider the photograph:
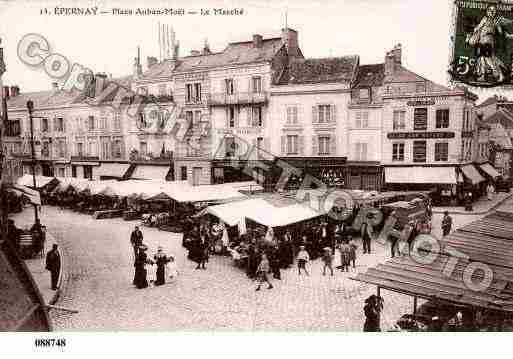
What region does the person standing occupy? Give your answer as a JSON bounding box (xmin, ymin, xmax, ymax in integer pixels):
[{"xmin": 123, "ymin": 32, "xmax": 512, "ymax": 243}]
[
  {"xmin": 361, "ymin": 221, "xmax": 372, "ymax": 254},
  {"xmin": 297, "ymin": 245, "xmax": 310, "ymax": 276},
  {"xmin": 363, "ymin": 295, "xmax": 383, "ymax": 332},
  {"xmin": 269, "ymin": 246, "xmax": 281, "ymax": 280},
  {"xmin": 441, "ymin": 211, "xmax": 453, "ymax": 237},
  {"xmin": 487, "ymin": 182, "xmax": 495, "ymax": 201},
  {"xmin": 348, "ymin": 237, "xmax": 358, "ymax": 269},
  {"xmin": 45, "ymin": 244, "xmax": 61, "ymax": 290},
  {"xmin": 255, "ymin": 253, "xmax": 273, "ymax": 291},
  {"xmin": 153, "ymin": 246, "xmax": 171, "ymax": 286},
  {"xmin": 130, "ymin": 226, "xmax": 143, "ymax": 260},
  {"xmin": 338, "ymin": 240, "xmax": 351, "ymax": 272},
  {"xmin": 134, "ymin": 245, "xmax": 153, "ymax": 289},
  {"xmin": 321, "ymin": 247, "xmax": 334, "ymax": 276}
]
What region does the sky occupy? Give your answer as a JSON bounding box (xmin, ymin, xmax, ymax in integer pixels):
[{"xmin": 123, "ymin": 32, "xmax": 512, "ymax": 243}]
[{"xmin": 0, "ymin": 0, "xmax": 497, "ymax": 101}]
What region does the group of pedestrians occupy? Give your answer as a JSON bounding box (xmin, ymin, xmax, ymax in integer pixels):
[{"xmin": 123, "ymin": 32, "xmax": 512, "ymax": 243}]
[{"xmin": 130, "ymin": 226, "xmax": 178, "ymax": 289}]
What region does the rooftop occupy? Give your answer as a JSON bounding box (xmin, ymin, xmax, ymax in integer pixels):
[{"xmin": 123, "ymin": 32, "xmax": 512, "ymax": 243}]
[{"xmin": 276, "ymin": 56, "xmax": 359, "ymax": 85}]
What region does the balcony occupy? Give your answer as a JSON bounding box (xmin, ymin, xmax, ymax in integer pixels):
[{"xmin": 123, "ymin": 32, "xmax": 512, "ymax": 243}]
[
  {"xmin": 71, "ymin": 155, "xmax": 100, "ymax": 162},
  {"xmin": 209, "ymin": 92, "xmax": 268, "ymax": 106},
  {"xmin": 128, "ymin": 150, "xmax": 173, "ymax": 164}
]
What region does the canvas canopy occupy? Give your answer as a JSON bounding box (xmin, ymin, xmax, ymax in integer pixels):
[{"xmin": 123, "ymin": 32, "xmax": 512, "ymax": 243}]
[
  {"xmin": 385, "ymin": 167, "xmax": 457, "ymax": 184},
  {"xmin": 16, "ymin": 175, "xmax": 56, "ymax": 188},
  {"xmin": 246, "ymin": 203, "xmax": 324, "ymax": 228},
  {"xmin": 10, "ymin": 184, "xmax": 41, "ymax": 205},
  {"xmin": 207, "ymin": 198, "xmax": 275, "ymax": 226}
]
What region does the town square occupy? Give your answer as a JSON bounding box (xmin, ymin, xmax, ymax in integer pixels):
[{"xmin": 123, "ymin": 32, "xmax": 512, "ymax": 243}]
[{"xmin": 4, "ymin": 1, "xmax": 513, "ymax": 349}]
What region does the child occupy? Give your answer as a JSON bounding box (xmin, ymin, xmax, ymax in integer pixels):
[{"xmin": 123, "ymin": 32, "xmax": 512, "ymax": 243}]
[
  {"xmin": 321, "ymin": 247, "xmax": 334, "ymax": 276},
  {"xmin": 167, "ymin": 255, "xmax": 179, "ymax": 280},
  {"xmin": 297, "ymin": 245, "xmax": 310, "ymax": 276},
  {"xmin": 256, "ymin": 253, "xmax": 273, "ymax": 291}
]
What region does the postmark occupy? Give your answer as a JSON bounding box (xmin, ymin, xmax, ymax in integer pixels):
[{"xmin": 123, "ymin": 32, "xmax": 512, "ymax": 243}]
[{"xmin": 449, "ymin": 0, "xmax": 513, "ymax": 87}]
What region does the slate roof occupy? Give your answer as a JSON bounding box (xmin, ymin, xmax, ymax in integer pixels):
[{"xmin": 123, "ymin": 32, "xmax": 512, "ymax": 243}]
[
  {"xmin": 353, "ymin": 63, "xmax": 385, "ymax": 88},
  {"xmin": 484, "ymin": 108, "xmax": 513, "ymax": 129},
  {"xmin": 140, "ymin": 38, "xmax": 285, "ymax": 80},
  {"xmin": 477, "ymin": 95, "xmax": 500, "ymax": 108},
  {"xmin": 276, "ymin": 56, "xmax": 359, "ymax": 85}
]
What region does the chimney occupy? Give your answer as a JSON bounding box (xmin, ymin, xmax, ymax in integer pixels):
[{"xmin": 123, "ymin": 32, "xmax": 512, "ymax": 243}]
[
  {"xmin": 253, "ymin": 34, "xmax": 263, "ymax": 48},
  {"xmin": 147, "ymin": 56, "xmax": 158, "ymax": 68},
  {"xmin": 173, "ymin": 40, "xmax": 180, "ymax": 60},
  {"xmin": 385, "ymin": 44, "xmax": 402, "ymax": 76},
  {"xmin": 133, "ymin": 46, "xmax": 142, "ymax": 79},
  {"xmin": 190, "ymin": 50, "xmax": 200, "ymax": 56},
  {"xmin": 3, "ymin": 86, "xmax": 10, "ymax": 99},
  {"xmin": 281, "ymin": 28, "xmax": 299, "ymax": 57},
  {"xmin": 203, "ymin": 39, "xmax": 211, "ymax": 55}
]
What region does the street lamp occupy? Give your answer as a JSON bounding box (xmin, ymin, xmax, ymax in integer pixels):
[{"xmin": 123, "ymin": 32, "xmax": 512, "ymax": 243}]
[{"xmin": 26, "ymin": 99, "xmax": 39, "ymax": 223}]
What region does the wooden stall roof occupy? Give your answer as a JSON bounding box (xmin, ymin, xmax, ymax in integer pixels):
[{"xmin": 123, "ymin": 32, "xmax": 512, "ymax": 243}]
[
  {"xmin": 351, "ymin": 255, "xmax": 513, "ymax": 312},
  {"xmin": 457, "ymin": 212, "xmax": 513, "ymax": 241}
]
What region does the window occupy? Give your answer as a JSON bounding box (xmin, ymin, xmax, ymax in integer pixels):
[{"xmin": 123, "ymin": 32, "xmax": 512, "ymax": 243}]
[
  {"xmin": 413, "ymin": 140, "xmax": 427, "ymax": 162},
  {"xmin": 356, "ymin": 111, "xmax": 369, "ymax": 128},
  {"xmin": 435, "ymin": 142, "xmax": 448, "ymax": 161},
  {"xmin": 286, "ymin": 135, "xmax": 299, "ymax": 155},
  {"xmin": 436, "ymin": 109, "xmax": 450, "ymax": 129},
  {"xmin": 55, "ymin": 117, "xmax": 64, "ymax": 132},
  {"xmin": 252, "ymin": 76, "xmax": 262, "ymax": 93},
  {"xmin": 194, "ymin": 110, "xmax": 202, "ymax": 125},
  {"xmin": 286, "ymin": 106, "xmax": 298, "ymax": 125},
  {"xmin": 186, "ymin": 84, "xmax": 193, "ymax": 102},
  {"xmin": 88, "ymin": 116, "xmax": 95, "ymax": 130},
  {"xmin": 355, "ymin": 143, "xmax": 368, "ymax": 161},
  {"xmin": 359, "ymin": 88, "xmax": 370, "ymax": 100},
  {"xmin": 5, "ymin": 120, "xmax": 21, "ymax": 136},
  {"xmin": 180, "ymin": 166, "xmax": 187, "ymax": 180},
  {"xmin": 42, "ymin": 142, "xmax": 50, "ymax": 157},
  {"xmin": 228, "ymin": 107, "xmax": 236, "ymax": 128},
  {"xmin": 225, "ymin": 137, "xmax": 236, "ymax": 157},
  {"xmin": 88, "ymin": 141, "xmax": 97, "ymax": 156},
  {"xmin": 225, "ymin": 79, "xmax": 234, "ymax": 95},
  {"xmin": 58, "ymin": 168, "xmax": 65, "ymax": 177},
  {"xmin": 101, "ymin": 140, "xmax": 109, "ymax": 159},
  {"xmin": 72, "ymin": 166, "xmax": 77, "ymax": 178},
  {"xmin": 256, "ymin": 137, "xmax": 264, "ymax": 158},
  {"xmin": 112, "ymin": 140, "xmax": 122, "ymax": 158},
  {"xmin": 318, "ymin": 136, "xmax": 330, "ymax": 155},
  {"xmin": 416, "ymin": 82, "xmax": 426, "ymax": 93},
  {"xmin": 57, "ymin": 140, "xmax": 66, "ymax": 158},
  {"xmin": 99, "ymin": 116, "xmax": 107, "ymax": 130},
  {"xmin": 185, "ymin": 111, "xmax": 194, "ymax": 129},
  {"xmin": 252, "ymin": 106, "xmax": 263, "ymax": 127},
  {"xmin": 158, "ymin": 84, "xmax": 167, "ymax": 96},
  {"xmin": 393, "ymin": 111, "xmax": 406, "ymax": 130},
  {"xmin": 76, "ymin": 143, "xmax": 84, "ymax": 157},
  {"xmin": 139, "ymin": 142, "xmax": 148, "ymax": 155},
  {"xmin": 41, "ymin": 118, "xmax": 49, "ymax": 132},
  {"xmin": 194, "ymin": 83, "xmax": 201, "ymax": 102},
  {"xmin": 114, "ymin": 111, "xmax": 121, "ymax": 130},
  {"xmin": 318, "ymin": 105, "xmax": 331, "ymax": 123},
  {"xmin": 413, "ymin": 108, "xmax": 428, "ymax": 130},
  {"xmin": 392, "ymin": 143, "xmax": 405, "ymax": 161}
]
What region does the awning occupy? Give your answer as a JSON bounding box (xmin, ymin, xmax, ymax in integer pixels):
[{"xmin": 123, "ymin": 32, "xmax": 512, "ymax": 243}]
[
  {"xmin": 480, "ymin": 163, "xmax": 501, "ymax": 179},
  {"xmin": 385, "ymin": 167, "xmax": 457, "ymax": 184},
  {"xmin": 460, "ymin": 164, "xmax": 485, "ymax": 185},
  {"xmin": 94, "ymin": 163, "xmax": 130, "ymax": 178},
  {"xmin": 169, "ymin": 184, "xmax": 246, "ymax": 203},
  {"xmin": 71, "ymin": 162, "xmax": 100, "ymax": 166},
  {"xmin": 207, "ymin": 198, "xmax": 275, "ymax": 226},
  {"xmin": 246, "ymin": 203, "xmax": 324, "ymax": 228},
  {"xmin": 16, "ymin": 175, "xmax": 57, "ymax": 189},
  {"xmin": 131, "ymin": 165, "xmax": 170, "ymax": 180},
  {"xmin": 10, "ymin": 184, "xmax": 41, "ymax": 205}
]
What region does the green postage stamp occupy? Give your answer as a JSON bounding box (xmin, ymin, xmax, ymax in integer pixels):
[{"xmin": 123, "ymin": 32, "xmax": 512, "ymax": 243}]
[{"xmin": 450, "ymin": 0, "xmax": 513, "ymax": 87}]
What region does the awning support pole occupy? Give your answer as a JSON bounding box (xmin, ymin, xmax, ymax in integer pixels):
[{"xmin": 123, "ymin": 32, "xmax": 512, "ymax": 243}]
[{"xmin": 413, "ymin": 296, "xmax": 418, "ymax": 315}]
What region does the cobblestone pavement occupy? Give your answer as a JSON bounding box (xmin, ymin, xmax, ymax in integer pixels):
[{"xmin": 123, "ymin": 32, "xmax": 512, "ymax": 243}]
[{"xmin": 10, "ymin": 205, "xmax": 488, "ymax": 331}]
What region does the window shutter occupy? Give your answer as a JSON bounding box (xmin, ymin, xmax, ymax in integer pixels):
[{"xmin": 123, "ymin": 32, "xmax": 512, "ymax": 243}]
[
  {"xmin": 331, "ymin": 105, "xmax": 336, "ymax": 123},
  {"xmin": 281, "ymin": 136, "xmax": 286, "ymax": 155},
  {"xmin": 225, "ymin": 108, "xmax": 230, "ymax": 128},
  {"xmin": 312, "ymin": 106, "xmax": 318, "ymax": 124},
  {"xmin": 63, "ymin": 118, "xmax": 66, "ymax": 132},
  {"xmin": 236, "ymin": 107, "xmax": 240, "ymax": 127},
  {"xmin": 53, "ymin": 118, "xmax": 57, "ymax": 131},
  {"xmin": 264, "ymin": 137, "xmax": 270, "ymax": 152},
  {"xmin": 246, "ymin": 107, "xmax": 252, "ymax": 126},
  {"xmin": 312, "ymin": 135, "xmax": 319, "ymax": 156},
  {"xmin": 299, "ymin": 136, "xmax": 305, "ymax": 155},
  {"xmin": 330, "ymin": 136, "xmax": 337, "ymax": 155},
  {"xmin": 252, "ymin": 138, "xmax": 257, "ymax": 160},
  {"xmin": 260, "ymin": 107, "xmax": 265, "ymax": 128}
]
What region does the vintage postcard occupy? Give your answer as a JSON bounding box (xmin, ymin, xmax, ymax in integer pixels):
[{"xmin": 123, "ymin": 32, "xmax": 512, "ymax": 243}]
[{"xmin": 1, "ymin": 0, "xmax": 513, "ymax": 356}]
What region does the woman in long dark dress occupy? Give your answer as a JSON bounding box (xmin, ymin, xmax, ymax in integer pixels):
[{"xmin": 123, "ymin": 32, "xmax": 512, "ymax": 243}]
[
  {"xmin": 134, "ymin": 246, "xmax": 153, "ymax": 289},
  {"xmin": 154, "ymin": 246, "xmax": 171, "ymax": 286}
]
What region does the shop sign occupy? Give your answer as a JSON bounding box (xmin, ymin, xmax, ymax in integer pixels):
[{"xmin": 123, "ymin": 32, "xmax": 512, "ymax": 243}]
[
  {"xmin": 217, "ymin": 128, "xmax": 262, "ymax": 135},
  {"xmin": 387, "ymin": 131, "xmax": 455, "ymax": 139},
  {"xmin": 406, "ymin": 96, "xmax": 449, "ymax": 106}
]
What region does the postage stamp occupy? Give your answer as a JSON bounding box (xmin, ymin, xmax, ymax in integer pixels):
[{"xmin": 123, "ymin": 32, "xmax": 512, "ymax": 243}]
[{"xmin": 449, "ymin": 0, "xmax": 513, "ymax": 88}]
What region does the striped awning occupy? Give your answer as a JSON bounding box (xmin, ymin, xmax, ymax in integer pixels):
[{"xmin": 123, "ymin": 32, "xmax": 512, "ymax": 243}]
[
  {"xmin": 480, "ymin": 163, "xmax": 501, "ymax": 179},
  {"xmin": 460, "ymin": 164, "xmax": 485, "ymax": 185},
  {"xmin": 94, "ymin": 163, "xmax": 130, "ymax": 178}
]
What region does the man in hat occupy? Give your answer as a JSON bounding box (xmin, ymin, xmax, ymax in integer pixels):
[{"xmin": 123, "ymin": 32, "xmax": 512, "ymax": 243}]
[
  {"xmin": 441, "ymin": 211, "xmax": 452, "ymax": 237},
  {"xmin": 130, "ymin": 226, "xmax": 144, "ymax": 260},
  {"xmin": 45, "ymin": 244, "xmax": 61, "ymax": 290}
]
